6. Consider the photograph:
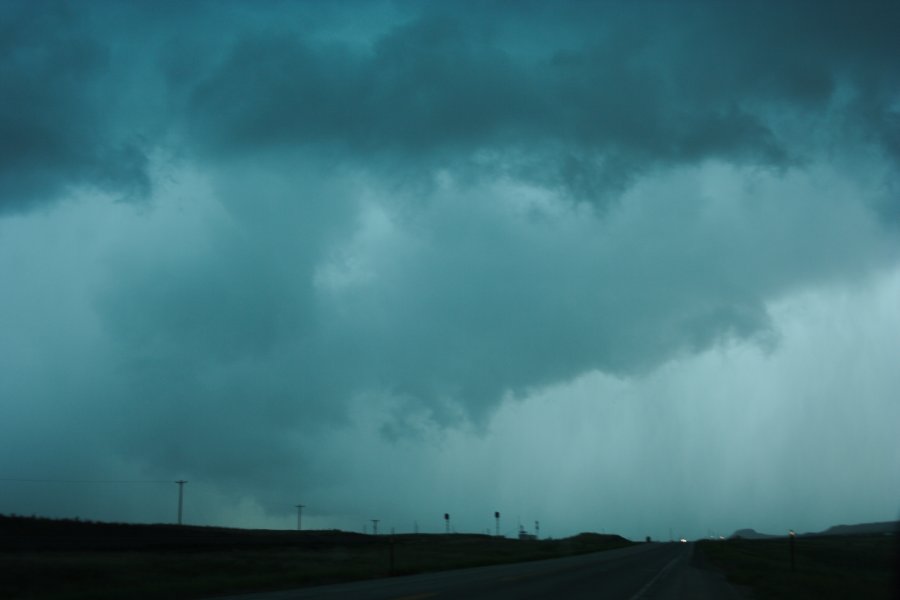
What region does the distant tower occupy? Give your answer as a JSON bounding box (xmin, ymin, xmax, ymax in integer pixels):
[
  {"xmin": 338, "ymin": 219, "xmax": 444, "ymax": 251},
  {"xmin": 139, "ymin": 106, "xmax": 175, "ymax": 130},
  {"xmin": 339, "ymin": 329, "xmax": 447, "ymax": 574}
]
[
  {"xmin": 535, "ymin": 520, "xmax": 540, "ymax": 539},
  {"xmin": 444, "ymin": 513, "xmax": 450, "ymax": 534},
  {"xmin": 495, "ymin": 511, "xmax": 500, "ymax": 537},
  {"xmin": 371, "ymin": 519, "xmax": 379, "ymax": 535}
]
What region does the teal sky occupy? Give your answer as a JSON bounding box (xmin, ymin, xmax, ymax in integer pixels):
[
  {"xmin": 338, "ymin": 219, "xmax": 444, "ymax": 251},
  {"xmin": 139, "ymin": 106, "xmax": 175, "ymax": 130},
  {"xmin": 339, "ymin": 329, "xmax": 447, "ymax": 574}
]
[{"xmin": 1, "ymin": 0, "xmax": 899, "ymax": 540}]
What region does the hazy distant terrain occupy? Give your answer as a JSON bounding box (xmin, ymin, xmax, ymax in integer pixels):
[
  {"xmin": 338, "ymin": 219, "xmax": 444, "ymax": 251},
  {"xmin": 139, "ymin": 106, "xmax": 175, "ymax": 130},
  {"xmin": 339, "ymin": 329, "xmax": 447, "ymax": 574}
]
[
  {"xmin": 730, "ymin": 520, "xmax": 899, "ymax": 539},
  {"xmin": 813, "ymin": 521, "xmax": 899, "ymax": 537}
]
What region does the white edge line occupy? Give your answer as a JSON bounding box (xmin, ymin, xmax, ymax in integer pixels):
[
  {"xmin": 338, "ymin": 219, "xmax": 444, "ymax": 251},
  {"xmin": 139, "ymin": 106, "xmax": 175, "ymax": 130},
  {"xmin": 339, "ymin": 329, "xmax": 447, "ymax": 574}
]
[{"xmin": 628, "ymin": 551, "xmax": 683, "ymax": 600}]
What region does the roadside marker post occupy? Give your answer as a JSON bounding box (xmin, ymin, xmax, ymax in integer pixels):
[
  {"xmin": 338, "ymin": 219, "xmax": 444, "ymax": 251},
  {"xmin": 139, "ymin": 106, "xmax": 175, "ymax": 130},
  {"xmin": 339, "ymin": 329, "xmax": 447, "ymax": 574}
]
[{"xmin": 789, "ymin": 530, "xmax": 796, "ymax": 572}]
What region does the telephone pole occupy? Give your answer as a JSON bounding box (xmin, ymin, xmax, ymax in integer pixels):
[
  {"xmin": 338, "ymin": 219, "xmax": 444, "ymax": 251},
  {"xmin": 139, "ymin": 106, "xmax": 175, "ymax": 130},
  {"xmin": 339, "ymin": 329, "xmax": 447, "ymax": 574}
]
[
  {"xmin": 295, "ymin": 504, "xmax": 305, "ymax": 531},
  {"xmin": 371, "ymin": 519, "xmax": 379, "ymax": 535},
  {"xmin": 175, "ymin": 480, "xmax": 187, "ymax": 525}
]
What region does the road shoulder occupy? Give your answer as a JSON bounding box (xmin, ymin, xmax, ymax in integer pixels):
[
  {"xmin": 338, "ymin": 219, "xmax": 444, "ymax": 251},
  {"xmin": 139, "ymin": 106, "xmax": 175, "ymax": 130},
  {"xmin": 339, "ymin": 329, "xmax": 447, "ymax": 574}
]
[{"xmin": 641, "ymin": 543, "xmax": 753, "ymax": 600}]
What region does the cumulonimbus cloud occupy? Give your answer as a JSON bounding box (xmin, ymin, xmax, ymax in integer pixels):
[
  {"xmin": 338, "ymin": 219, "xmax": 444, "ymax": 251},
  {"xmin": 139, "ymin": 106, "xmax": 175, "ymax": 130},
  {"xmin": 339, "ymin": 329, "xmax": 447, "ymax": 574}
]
[{"xmin": 1, "ymin": 0, "xmax": 898, "ymax": 517}]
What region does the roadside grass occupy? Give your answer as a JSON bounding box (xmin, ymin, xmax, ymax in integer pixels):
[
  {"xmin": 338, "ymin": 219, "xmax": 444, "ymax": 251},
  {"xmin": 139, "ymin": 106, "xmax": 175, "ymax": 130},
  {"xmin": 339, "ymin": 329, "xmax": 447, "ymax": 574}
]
[
  {"xmin": 1, "ymin": 548, "xmax": 387, "ymax": 599},
  {"xmin": 697, "ymin": 534, "xmax": 897, "ymax": 599},
  {"xmin": 0, "ymin": 528, "xmax": 632, "ymax": 599}
]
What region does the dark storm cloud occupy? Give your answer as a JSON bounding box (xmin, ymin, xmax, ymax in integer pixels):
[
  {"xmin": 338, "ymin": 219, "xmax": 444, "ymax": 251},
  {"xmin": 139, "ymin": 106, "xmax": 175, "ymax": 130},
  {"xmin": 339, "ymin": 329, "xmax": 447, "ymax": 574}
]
[
  {"xmin": 0, "ymin": 2, "xmax": 152, "ymax": 213},
  {"xmin": 185, "ymin": 15, "xmax": 541, "ymax": 173},
  {"xmin": 2, "ymin": 0, "xmax": 900, "ymax": 526},
  {"xmin": 86, "ymin": 0, "xmax": 899, "ymax": 438},
  {"xmin": 4, "ymin": 0, "xmax": 897, "ymax": 212},
  {"xmin": 183, "ymin": 1, "xmax": 900, "ymax": 201},
  {"xmin": 122, "ymin": 0, "xmax": 895, "ymax": 425},
  {"xmin": 186, "ymin": 8, "xmax": 787, "ymax": 201}
]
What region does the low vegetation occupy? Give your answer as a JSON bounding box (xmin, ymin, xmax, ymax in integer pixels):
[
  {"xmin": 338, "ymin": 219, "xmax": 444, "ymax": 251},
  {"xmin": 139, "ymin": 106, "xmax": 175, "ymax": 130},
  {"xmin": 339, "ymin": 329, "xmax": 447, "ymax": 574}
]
[
  {"xmin": 698, "ymin": 533, "xmax": 898, "ymax": 599},
  {"xmin": 0, "ymin": 516, "xmax": 632, "ymax": 599}
]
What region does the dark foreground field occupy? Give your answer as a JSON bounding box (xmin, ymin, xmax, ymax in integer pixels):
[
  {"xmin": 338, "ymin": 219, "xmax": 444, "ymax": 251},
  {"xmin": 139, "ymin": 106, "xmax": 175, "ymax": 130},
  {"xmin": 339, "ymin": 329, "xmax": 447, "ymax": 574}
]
[
  {"xmin": 698, "ymin": 533, "xmax": 899, "ymax": 599},
  {"xmin": 0, "ymin": 515, "xmax": 632, "ymax": 599}
]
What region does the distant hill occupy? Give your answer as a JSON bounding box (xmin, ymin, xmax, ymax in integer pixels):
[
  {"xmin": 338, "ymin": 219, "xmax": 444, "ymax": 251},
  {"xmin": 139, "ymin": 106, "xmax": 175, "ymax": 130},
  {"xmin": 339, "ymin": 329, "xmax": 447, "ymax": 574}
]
[
  {"xmin": 730, "ymin": 520, "xmax": 899, "ymax": 540},
  {"xmin": 729, "ymin": 528, "xmax": 779, "ymax": 540},
  {"xmin": 808, "ymin": 521, "xmax": 898, "ymax": 537}
]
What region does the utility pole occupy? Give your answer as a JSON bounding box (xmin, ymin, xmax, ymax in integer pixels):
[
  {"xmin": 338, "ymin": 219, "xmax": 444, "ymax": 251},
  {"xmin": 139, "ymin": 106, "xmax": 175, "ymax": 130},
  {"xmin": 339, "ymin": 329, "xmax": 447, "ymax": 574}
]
[
  {"xmin": 295, "ymin": 504, "xmax": 305, "ymax": 531},
  {"xmin": 175, "ymin": 480, "xmax": 187, "ymax": 525},
  {"xmin": 444, "ymin": 513, "xmax": 450, "ymax": 534},
  {"xmin": 535, "ymin": 520, "xmax": 540, "ymax": 539},
  {"xmin": 495, "ymin": 511, "xmax": 500, "ymax": 537},
  {"xmin": 371, "ymin": 519, "xmax": 379, "ymax": 535}
]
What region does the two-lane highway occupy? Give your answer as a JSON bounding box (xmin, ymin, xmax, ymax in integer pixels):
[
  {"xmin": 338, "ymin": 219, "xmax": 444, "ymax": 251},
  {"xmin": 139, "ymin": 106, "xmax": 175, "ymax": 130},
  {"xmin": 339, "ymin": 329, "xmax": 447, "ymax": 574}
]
[{"xmin": 212, "ymin": 542, "xmax": 746, "ymax": 600}]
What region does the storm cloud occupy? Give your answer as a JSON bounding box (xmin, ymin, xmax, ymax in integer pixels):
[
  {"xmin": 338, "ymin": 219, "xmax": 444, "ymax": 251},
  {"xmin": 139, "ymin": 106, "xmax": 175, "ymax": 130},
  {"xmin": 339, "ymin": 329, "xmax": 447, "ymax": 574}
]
[{"xmin": 1, "ymin": 1, "xmax": 898, "ymax": 538}]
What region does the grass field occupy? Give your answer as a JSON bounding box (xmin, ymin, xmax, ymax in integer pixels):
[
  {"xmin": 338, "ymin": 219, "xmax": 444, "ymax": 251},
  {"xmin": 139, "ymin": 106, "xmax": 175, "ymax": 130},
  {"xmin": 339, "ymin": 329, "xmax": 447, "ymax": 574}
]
[
  {"xmin": 0, "ymin": 516, "xmax": 633, "ymax": 599},
  {"xmin": 698, "ymin": 534, "xmax": 899, "ymax": 599}
]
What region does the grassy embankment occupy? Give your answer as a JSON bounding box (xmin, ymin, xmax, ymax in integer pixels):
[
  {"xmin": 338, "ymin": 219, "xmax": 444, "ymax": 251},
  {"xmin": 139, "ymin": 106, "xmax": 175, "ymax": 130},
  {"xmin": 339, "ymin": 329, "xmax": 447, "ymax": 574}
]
[
  {"xmin": 698, "ymin": 534, "xmax": 898, "ymax": 599},
  {"xmin": 0, "ymin": 515, "xmax": 632, "ymax": 599}
]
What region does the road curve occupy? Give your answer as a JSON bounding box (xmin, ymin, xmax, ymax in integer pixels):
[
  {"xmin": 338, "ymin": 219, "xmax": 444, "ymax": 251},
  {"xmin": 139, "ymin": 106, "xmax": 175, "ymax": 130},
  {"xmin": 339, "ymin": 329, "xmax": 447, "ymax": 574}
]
[{"xmin": 210, "ymin": 542, "xmax": 746, "ymax": 600}]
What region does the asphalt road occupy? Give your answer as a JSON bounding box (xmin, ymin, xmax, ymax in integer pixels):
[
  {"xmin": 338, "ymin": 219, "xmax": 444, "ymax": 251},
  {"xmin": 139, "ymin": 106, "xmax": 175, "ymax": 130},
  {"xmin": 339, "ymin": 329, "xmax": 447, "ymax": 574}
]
[{"xmin": 212, "ymin": 542, "xmax": 747, "ymax": 600}]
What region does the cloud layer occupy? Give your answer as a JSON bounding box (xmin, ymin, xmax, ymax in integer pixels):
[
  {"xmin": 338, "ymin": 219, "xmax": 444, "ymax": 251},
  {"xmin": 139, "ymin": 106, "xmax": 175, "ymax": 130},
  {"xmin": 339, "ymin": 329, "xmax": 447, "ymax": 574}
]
[{"xmin": 1, "ymin": 1, "xmax": 898, "ymax": 537}]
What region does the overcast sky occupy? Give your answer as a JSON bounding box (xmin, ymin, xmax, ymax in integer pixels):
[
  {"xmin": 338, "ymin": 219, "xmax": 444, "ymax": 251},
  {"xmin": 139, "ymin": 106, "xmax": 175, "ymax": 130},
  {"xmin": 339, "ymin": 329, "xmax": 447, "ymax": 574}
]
[{"xmin": 2, "ymin": 0, "xmax": 899, "ymax": 541}]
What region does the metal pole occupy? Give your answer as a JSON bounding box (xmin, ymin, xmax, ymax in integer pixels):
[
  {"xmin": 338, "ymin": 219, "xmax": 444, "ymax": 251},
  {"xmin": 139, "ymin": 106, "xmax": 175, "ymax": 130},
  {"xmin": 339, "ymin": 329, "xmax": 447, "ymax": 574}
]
[
  {"xmin": 175, "ymin": 480, "xmax": 187, "ymax": 525},
  {"xmin": 295, "ymin": 504, "xmax": 305, "ymax": 531},
  {"xmin": 389, "ymin": 533, "xmax": 395, "ymax": 576}
]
